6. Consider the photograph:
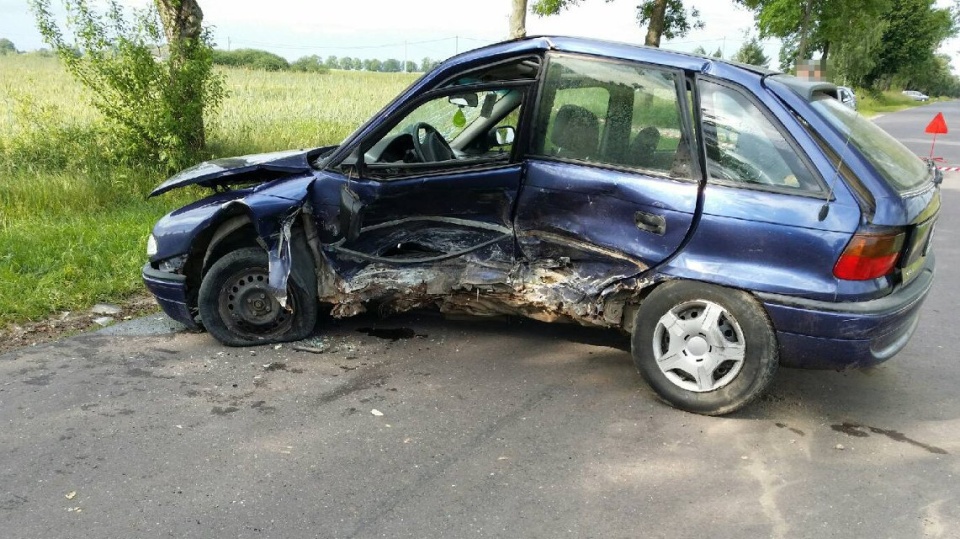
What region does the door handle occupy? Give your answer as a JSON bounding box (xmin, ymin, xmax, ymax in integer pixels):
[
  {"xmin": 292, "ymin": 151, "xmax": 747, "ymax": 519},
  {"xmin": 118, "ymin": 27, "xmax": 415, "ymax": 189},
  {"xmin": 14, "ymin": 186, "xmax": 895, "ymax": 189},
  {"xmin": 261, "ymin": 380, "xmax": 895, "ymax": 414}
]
[{"xmin": 635, "ymin": 211, "xmax": 666, "ymax": 235}]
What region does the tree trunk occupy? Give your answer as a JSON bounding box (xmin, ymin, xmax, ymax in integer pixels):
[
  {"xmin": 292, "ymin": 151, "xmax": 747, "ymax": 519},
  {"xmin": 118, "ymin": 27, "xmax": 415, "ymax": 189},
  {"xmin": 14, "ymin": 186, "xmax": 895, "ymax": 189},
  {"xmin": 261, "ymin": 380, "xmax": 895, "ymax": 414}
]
[
  {"xmin": 154, "ymin": 0, "xmax": 206, "ymax": 150},
  {"xmin": 796, "ymin": 0, "xmax": 815, "ymax": 64},
  {"xmin": 644, "ymin": 0, "xmax": 667, "ymax": 47},
  {"xmin": 510, "ymin": 0, "xmax": 527, "ymax": 39}
]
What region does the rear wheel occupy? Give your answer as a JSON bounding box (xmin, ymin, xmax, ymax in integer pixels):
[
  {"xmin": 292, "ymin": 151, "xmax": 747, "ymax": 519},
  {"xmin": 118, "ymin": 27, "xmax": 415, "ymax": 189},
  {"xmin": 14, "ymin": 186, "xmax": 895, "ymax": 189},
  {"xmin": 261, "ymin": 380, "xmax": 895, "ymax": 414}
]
[
  {"xmin": 198, "ymin": 247, "xmax": 317, "ymax": 347},
  {"xmin": 632, "ymin": 281, "xmax": 778, "ymax": 415}
]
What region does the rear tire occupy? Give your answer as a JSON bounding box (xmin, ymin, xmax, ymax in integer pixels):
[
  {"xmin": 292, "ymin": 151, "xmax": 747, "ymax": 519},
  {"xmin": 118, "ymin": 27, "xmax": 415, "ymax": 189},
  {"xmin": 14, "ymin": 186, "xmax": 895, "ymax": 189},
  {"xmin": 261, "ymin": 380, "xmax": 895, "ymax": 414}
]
[
  {"xmin": 198, "ymin": 247, "xmax": 317, "ymax": 347},
  {"xmin": 632, "ymin": 281, "xmax": 778, "ymax": 415}
]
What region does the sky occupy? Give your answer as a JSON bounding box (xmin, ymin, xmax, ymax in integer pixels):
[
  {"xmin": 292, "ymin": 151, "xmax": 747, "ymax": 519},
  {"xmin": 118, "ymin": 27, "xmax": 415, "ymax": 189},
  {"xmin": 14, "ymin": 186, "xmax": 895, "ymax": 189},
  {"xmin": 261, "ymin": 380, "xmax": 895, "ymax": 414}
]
[{"xmin": 0, "ymin": 0, "xmax": 957, "ymax": 72}]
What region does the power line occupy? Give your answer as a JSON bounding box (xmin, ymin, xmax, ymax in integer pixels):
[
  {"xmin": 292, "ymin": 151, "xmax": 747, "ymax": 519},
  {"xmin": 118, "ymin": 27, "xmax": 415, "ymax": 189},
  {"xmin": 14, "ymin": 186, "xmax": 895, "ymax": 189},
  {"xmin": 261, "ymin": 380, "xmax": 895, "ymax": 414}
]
[{"xmin": 229, "ymin": 36, "xmax": 465, "ymax": 52}]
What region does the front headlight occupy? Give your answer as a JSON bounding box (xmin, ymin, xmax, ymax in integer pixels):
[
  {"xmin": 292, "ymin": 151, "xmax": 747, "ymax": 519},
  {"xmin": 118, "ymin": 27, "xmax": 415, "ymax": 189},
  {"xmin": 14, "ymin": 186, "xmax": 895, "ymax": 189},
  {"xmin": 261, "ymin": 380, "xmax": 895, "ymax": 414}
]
[{"xmin": 146, "ymin": 234, "xmax": 158, "ymax": 257}]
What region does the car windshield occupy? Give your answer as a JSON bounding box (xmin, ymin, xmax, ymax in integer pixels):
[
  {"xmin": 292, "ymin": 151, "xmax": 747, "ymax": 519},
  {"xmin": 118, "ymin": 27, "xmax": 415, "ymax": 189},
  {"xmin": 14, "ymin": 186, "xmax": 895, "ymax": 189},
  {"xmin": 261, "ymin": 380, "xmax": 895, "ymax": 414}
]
[{"xmin": 810, "ymin": 95, "xmax": 931, "ymax": 193}]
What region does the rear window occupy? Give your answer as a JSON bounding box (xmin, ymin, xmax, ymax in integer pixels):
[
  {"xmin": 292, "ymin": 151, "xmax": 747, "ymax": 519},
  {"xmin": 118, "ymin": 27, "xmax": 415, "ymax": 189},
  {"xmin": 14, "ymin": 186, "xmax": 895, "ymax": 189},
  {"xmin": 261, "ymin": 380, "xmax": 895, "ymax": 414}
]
[{"xmin": 810, "ymin": 95, "xmax": 931, "ymax": 193}]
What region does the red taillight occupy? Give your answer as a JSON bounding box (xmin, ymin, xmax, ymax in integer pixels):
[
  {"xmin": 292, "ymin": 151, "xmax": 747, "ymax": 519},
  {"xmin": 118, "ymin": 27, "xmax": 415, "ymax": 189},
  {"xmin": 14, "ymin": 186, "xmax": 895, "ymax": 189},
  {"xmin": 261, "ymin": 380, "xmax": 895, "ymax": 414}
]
[{"xmin": 834, "ymin": 230, "xmax": 905, "ymax": 280}]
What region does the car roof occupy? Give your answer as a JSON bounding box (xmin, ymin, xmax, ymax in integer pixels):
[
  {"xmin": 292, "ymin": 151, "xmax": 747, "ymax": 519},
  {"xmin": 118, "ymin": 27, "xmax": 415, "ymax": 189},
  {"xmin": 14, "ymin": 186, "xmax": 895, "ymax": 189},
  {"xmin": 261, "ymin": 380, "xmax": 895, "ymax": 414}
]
[{"xmin": 444, "ymin": 35, "xmax": 781, "ymax": 79}]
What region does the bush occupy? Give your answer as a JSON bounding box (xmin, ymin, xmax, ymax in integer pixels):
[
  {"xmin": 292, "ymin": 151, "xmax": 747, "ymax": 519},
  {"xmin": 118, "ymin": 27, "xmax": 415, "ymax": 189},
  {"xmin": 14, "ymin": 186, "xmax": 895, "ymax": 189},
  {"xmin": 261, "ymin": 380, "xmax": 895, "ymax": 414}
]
[
  {"xmin": 290, "ymin": 55, "xmax": 329, "ymax": 73},
  {"xmin": 29, "ymin": 0, "xmax": 224, "ymax": 171},
  {"xmin": 213, "ymin": 48, "xmax": 290, "ymax": 71}
]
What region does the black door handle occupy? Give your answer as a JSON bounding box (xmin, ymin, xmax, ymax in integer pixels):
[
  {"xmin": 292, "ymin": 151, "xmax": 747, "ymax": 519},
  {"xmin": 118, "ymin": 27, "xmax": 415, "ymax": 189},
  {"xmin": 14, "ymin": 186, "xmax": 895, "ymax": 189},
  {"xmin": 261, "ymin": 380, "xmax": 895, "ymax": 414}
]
[{"xmin": 635, "ymin": 211, "xmax": 666, "ymax": 235}]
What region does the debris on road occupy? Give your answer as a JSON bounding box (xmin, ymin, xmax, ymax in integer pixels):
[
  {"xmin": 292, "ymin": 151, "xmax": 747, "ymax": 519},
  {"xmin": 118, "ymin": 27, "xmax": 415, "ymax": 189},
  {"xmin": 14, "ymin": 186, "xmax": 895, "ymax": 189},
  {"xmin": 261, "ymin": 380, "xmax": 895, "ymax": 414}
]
[
  {"xmin": 371, "ymin": 409, "xmax": 384, "ymax": 417},
  {"xmin": 92, "ymin": 317, "xmax": 114, "ymax": 327},
  {"xmin": 91, "ymin": 304, "xmax": 122, "ymax": 315},
  {"xmin": 293, "ymin": 344, "xmax": 325, "ymax": 354}
]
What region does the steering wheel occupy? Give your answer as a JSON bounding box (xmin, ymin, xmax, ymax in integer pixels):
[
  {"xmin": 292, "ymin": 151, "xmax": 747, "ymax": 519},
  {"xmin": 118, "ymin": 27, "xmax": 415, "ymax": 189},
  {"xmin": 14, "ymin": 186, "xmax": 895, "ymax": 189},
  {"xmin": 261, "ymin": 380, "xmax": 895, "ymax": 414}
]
[
  {"xmin": 722, "ymin": 151, "xmax": 778, "ymax": 185},
  {"xmin": 408, "ymin": 122, "xmax": 454, "ymax": 162}
]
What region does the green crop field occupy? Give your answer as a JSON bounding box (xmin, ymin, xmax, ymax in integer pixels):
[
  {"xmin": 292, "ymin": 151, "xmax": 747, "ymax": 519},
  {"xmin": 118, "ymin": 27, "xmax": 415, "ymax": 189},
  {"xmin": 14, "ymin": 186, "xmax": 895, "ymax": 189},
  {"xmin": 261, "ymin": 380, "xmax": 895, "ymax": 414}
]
[{"xmin": 0, "ymin": 53, "xmax": 417, "ymax": 324}]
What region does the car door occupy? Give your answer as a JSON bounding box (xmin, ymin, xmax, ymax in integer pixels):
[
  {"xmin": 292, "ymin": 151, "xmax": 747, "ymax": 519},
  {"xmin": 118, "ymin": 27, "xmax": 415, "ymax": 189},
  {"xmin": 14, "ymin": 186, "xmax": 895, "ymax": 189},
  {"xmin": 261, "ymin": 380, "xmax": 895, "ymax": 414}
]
[
  {"xmin": 317, "ymin": 62, "xmax": 539, "ymax": 294},
  {"xmin": 514, "ymin": 54, "xmax": 701, "ymax": 287}
]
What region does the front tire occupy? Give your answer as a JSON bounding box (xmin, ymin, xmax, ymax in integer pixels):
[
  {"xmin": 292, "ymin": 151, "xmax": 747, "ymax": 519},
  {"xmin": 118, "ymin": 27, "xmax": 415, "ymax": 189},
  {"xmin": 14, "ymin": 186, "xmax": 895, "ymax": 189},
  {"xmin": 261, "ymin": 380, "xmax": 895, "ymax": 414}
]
[
  {"xmin": 198, "ymin": 247, "xmax": 318, "ymax": 347},
  {"xmin": 632, "ymin": 281, "xmax": 778, "ymax": 415}
]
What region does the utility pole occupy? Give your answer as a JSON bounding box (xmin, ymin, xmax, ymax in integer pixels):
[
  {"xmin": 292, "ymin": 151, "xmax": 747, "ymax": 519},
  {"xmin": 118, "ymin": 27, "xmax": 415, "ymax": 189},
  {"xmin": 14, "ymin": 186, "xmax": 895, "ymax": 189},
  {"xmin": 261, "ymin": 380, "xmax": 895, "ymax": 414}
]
[
  {"xmin": 455, "ymin": 35, "xmax": 459, "ymax": 55},
  {"xmin": 403, "ymin": 40, "xmax": 408, "ymax": 73},
  {"xmin": 227, "ymin": 36, "xmax": 230, "ymax": 51}
]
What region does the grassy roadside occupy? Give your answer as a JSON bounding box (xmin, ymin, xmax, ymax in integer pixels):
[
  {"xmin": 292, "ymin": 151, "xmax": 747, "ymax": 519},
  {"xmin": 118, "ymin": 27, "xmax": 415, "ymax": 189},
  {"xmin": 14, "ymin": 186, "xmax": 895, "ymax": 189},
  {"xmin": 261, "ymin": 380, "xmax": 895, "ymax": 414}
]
[
  {"xmin": 857, "ymin": 90, "xmax": 949, "ymax": 117},
  {"xmin": 0, "ymin": 54, "xmax": 417, "ymax": 325}
]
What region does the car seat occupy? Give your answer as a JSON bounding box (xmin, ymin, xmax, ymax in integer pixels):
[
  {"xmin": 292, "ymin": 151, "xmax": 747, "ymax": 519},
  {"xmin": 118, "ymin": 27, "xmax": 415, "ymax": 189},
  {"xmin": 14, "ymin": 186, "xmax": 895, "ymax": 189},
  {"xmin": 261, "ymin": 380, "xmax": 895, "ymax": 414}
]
[{"xmin": 551, "ymin": 105, "xmax": 599, "ymax": 161}]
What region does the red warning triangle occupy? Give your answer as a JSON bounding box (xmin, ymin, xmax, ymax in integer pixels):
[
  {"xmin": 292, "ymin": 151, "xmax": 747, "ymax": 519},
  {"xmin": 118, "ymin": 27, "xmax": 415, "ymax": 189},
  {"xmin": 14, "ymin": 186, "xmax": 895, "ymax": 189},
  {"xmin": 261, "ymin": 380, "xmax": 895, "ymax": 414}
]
[{"xmin": 925, "ymin": 112, "xmax": 948, "ymax": 134}]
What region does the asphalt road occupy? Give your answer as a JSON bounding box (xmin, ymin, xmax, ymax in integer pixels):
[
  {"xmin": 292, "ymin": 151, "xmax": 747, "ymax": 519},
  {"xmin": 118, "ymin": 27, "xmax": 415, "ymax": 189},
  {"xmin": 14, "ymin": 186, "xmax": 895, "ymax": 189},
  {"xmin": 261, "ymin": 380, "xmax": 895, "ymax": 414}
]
[
  {"xmin": 873, "ymin": 99, "xmax": 960, "ymax": 165},
  {"xmin": 2, "ymin": 108, "xmax": 959, "ymax": 538}
]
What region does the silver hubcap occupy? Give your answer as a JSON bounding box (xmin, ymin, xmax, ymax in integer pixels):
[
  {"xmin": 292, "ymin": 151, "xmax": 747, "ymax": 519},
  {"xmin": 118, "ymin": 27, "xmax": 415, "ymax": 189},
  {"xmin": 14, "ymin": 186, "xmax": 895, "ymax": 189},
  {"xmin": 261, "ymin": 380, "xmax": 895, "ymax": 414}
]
[{"xmin": 652, "ymin": 299, "xmax": 745, "ymax": 393}]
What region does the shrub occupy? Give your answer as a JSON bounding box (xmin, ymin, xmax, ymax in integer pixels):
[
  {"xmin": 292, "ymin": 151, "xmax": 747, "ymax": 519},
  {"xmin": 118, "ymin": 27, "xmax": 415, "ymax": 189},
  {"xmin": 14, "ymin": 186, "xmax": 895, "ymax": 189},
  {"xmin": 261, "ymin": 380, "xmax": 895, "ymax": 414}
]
[
  {"xmin": 29, "ymin": 0, "xmax": 224, "ymax": 171},
  {"xmin": 290, "ymin": 55, "xmax": 329, "ymax": 73},
  {"xmin": 212, "ymin": 48, "xmax": 290, "ymax": 71}
]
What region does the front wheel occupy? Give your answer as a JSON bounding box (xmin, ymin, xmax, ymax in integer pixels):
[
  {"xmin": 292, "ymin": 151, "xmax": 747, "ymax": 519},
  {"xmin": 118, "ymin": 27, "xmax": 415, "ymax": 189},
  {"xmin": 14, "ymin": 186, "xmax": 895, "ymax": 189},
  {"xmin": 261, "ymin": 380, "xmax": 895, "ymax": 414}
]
[
  {"xmin": 198, "ymin": 247, "xmax": 318, "ymax": 347},
  {"xmin": 632, "ymin": 281, "xmax": 778, "ymax": 415}
]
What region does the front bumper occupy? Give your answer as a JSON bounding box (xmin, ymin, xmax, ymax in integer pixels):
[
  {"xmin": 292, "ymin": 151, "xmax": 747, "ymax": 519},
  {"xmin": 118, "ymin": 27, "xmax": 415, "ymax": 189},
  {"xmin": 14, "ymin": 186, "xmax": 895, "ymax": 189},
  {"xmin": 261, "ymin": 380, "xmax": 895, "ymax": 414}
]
[
  {"xmin": 142, "ymin": 263, "xmax": 200, "ymax": 330},
  {"xmin": 758, "ymin": 254, "xmax": 935, "ymax": 369}
]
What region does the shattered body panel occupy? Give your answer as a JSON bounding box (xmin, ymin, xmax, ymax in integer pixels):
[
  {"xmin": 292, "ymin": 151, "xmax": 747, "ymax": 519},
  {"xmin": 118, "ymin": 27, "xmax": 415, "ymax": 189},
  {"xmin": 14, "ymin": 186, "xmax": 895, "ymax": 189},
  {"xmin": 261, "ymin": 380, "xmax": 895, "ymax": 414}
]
[{"xmin": 149, "ymin": 147, "xmax": 333, "ymax": 197}]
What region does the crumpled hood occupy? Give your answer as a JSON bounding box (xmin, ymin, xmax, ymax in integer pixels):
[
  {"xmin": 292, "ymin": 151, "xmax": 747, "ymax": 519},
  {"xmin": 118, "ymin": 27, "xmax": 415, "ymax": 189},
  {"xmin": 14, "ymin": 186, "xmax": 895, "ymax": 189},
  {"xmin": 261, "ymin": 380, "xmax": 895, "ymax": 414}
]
[{"xmin": 149, "ymin": 148, "xmax": 325, "ymax": 197}]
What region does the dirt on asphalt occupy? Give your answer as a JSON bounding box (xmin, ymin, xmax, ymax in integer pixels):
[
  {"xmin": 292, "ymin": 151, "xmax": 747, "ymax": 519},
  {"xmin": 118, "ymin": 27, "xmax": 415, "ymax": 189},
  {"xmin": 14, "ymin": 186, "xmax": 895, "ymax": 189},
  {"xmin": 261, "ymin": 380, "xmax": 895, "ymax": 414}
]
[{"xmin": 0, "ymin": 293, "xmax": 161, "ymax": 355}]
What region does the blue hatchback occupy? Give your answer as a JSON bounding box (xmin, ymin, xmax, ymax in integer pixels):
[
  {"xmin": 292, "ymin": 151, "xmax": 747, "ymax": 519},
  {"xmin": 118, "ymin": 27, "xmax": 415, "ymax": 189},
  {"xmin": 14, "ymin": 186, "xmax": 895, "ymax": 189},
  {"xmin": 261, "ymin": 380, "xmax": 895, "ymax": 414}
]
[{"xmin": 143, "ymin": 37, "xmax": 939, "ymax": 415}]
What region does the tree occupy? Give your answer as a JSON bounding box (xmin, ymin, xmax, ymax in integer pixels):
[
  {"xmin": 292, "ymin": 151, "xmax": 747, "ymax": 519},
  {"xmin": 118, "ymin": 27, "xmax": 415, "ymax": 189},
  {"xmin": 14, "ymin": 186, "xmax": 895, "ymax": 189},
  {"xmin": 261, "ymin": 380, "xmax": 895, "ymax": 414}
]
[
  {"xmin": 712, "ymin": 47, "xmax": 723, "ymax": 58},
  {"xmin": 736, "ymin": 0, "xmax": 891, "ymax": 70},
  {"xmin": 380, "ymin": 58, "xmax": 400, "ymax": 72},
  {"xmin": 212, "ymin": 48, "xmax": 289, "ymax": 70},
  {"xmin": 0, "ymin": 38, "xmax": 17, "ymax": 55},
  {"xmin": 421, "ymin": 57, "xmax": 439, "ymax": 71},
  {"xmin": 324, "ymin": 55, "xmax": 338, "ymax": 69},
  {"xmin": 739, "ymin": 0, "xmax": 957, "ymax": 87},
  {"xmin": 692, "ymin": 45, "xmax": 707, "ymax": 55},
  {"xmin": 511, "ymin": 0, "xmax": 527, "ymax": 39},
  {"xmin": 733, "ymin": 36, "xmax": 769, "ymax": 66},
  {"xmin": 533, "ymin": 0, "xmax": 702, "ymax": 47},
  {"xmin": 153, "ymin": 0, "xmax": 211, "ymax": 150},
  {"xmin": 291, "ymin": 55, "xmax": 328, "ymax": 73},
  {"xmin": 863, "ymin": 0, "xmax": 957, "ymax": 89},
  {"xmin": 405, "ymin": 60, "xmax": 418, "ymax": 72},
  {"xmin": 30, "ymin": 0, "xmax": 223, "ymax": 170},
  {"xmin": 339, "ymin": 57, "xmax": 354, "ymax": 70}
]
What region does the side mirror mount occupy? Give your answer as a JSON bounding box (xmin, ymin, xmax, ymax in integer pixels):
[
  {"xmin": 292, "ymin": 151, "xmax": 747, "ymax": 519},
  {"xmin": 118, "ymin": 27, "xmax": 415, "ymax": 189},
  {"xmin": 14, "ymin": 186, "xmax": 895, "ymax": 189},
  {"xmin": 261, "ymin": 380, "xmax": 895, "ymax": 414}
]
[{"xmin": 338, "ymin": 185, "xmax": 363, "ymax": 242}]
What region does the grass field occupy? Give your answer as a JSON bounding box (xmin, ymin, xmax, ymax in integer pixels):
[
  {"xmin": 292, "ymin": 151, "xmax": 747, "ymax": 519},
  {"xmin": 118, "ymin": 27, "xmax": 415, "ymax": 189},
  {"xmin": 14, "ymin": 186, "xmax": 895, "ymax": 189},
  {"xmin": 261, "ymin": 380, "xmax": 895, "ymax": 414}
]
[{"xmin": 0, "ymin": 54, "xmax": 417, "ymax": 324}]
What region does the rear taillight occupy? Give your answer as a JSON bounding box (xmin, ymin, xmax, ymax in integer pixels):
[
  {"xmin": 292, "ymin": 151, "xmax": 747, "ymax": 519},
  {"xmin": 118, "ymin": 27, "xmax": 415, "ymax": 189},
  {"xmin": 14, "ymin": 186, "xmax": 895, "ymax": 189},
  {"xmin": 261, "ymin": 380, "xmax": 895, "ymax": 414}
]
[{"xmin": 834, "ymin": 230, "xmax": 905, "ymax": 280}]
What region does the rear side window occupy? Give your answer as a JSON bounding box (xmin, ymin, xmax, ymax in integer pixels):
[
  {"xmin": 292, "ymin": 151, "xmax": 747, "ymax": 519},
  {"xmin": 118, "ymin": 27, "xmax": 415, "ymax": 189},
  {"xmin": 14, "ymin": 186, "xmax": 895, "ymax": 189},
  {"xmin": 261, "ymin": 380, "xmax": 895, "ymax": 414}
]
[
  {"xmin": 809, "ymin": 95, "xmax": 931, "ymax": 193},
  {"xmin": 532, "ymin": 55, "xmax": 693, "ymax": 179},
  {"xmin": 699, "ymin": 80, "xmax": 821, "ymax": 192}
]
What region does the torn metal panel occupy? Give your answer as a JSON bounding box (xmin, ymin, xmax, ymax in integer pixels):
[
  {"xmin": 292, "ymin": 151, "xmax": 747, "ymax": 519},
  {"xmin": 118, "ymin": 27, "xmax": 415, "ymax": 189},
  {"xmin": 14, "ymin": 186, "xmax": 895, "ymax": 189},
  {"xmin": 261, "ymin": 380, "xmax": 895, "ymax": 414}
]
[
  {"xmin": 267, "ymin": 214, "xmax": 295, "ymax": 307},
  {"xmin": 315, "ymin": 230, "xmax": 652, "ymax": 329}
]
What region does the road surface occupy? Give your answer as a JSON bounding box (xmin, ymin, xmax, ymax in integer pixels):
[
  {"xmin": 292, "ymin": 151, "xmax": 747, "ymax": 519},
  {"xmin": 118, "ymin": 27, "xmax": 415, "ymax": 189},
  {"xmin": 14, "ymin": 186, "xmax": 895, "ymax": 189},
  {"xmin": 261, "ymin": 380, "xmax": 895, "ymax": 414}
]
[{"xmin": 1, "ymin": 105, "xmax": 958, "ymax": 538}]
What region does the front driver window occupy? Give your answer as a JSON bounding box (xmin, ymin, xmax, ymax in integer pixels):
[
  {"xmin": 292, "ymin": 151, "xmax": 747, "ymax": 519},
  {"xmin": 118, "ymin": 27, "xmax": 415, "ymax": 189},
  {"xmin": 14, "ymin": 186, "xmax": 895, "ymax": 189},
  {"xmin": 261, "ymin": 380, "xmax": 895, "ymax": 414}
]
[{"xmin": 363, "ymin": 87, "xmax": 524, "ymax": 174}]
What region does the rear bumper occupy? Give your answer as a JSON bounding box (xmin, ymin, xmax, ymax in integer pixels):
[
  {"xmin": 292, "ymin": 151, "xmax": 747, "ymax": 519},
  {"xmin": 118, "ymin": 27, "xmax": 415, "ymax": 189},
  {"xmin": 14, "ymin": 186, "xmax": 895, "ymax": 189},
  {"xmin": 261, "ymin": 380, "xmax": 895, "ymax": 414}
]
[
  {"xmin": 142, "ymin": 263, "xmax": 200, "ymax": 330},
  {"xmin": 758, "ymin": 255, "xmax": 935, "ymax": 369}
]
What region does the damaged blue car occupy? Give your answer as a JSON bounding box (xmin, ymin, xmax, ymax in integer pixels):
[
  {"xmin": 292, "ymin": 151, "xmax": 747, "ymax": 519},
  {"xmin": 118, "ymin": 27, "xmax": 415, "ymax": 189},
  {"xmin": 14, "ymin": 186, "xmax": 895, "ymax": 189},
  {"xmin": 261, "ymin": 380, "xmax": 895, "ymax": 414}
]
[{"xmin": 144, "ymin": 36, "xmax": 939, "ymax": 415}]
